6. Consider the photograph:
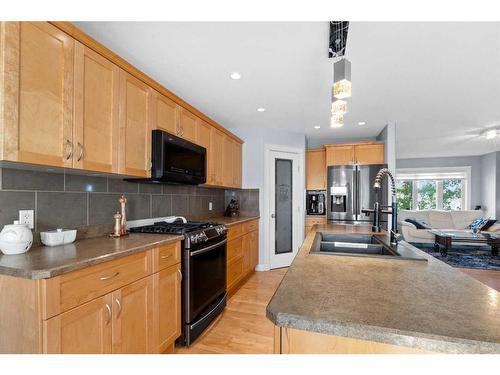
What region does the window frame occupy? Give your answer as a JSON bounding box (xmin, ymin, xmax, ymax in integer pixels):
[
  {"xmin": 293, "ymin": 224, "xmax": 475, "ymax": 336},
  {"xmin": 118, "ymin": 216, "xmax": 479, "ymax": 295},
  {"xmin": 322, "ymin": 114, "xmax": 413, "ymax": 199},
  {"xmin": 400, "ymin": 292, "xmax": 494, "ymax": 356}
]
[{"xmin": 396, "ymin": 166, "xmax": 471, "ymax": 211}]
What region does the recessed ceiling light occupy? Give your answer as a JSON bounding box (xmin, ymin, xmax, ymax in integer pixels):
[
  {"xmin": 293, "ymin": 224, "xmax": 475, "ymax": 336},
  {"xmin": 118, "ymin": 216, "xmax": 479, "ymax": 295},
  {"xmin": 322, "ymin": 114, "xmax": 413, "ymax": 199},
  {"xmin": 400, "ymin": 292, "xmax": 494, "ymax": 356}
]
[
  {"xmin": 314, "ymin": 126, "xmax": 321, "ymax": 129},
  {"xmin": 230, "ymin": 72, "xmax": 241, "ymax": 80},
  {"xmin": 257, "ymin": 108, "xmax": 266, "ymax": 112},
  {"xmin": 358, "ymin": 121, "xmax": 366, "ymax": 126}
]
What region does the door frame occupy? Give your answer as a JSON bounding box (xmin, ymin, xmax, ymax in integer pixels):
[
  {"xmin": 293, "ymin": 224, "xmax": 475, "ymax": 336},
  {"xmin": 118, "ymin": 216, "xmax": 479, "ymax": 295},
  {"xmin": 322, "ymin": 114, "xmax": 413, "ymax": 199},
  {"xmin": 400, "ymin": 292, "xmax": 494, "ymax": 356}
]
[{"xmin": 263, "ymin": 144, "xmax": 305, "ymax": 270}]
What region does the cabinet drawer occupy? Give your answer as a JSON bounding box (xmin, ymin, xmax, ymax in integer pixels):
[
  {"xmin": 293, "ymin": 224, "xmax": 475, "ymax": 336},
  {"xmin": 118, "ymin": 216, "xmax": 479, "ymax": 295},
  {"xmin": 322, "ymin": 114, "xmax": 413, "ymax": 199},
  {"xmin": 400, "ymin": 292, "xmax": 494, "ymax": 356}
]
[
  {"xmin": 42, "ymin": 251, "xmax": 153, "ymax": 319},
  {"xmin": 154, "ymin": 241, "xmax": 181, "ymax": 272},
  {"xmin": 243, "ymin": 219, "xmax": 259, "ymax": 233},
  {"xmin": 227, "ymin": 223, "xmax": 243, "ymax": 240},
  {"xmin": 227, "ymin": 237, "xmax": 243, "ymax": 262},
  {"xmin": 227, "ymin": 257, "xmax": 243, "ymax": 288}
]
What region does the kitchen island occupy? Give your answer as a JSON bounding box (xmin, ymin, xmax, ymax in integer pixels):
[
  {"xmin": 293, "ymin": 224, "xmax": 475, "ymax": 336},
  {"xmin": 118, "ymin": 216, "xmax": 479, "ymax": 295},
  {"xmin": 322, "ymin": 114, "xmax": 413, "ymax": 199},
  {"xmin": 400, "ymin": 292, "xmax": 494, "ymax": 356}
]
[{"xmin": 266, "ymin": 224, "xmax": 500, "ymax": 354}]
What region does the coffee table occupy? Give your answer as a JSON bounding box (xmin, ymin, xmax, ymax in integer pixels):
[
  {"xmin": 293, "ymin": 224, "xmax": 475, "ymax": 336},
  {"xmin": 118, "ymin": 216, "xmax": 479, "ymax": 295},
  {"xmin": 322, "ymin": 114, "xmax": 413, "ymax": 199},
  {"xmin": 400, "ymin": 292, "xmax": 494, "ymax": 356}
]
[{"xmin": 430, "ymin": 230, "xmax": 499, "ymax": 257}]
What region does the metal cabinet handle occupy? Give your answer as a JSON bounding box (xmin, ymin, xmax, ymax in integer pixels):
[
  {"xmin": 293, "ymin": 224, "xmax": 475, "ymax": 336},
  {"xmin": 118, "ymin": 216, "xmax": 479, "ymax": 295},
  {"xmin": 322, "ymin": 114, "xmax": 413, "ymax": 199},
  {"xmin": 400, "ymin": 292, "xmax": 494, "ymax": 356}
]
[
  {"xmin": 115, "ymin": 298, "xmax": 122, "ymax": 319},
  {"xmin": 65, "ymin": 139, "xmax": 73, "ymax": 160},
  {"xmin": 161, "ymin": 253, "xmax": 172, "ymax": 259},
  {"xmin": 77, "ymin": 142, "xmax": 84, "ymax": 161},
  {"xmin": 99, "ymin": 271, "xmax": 119, "ymax": 281},
  {"xmin": 178, "ymin": 269, "xmax": 182, "ymax": 282},
  {"xmin": 105, "ymin": 303, "xmax": 112, "ymax": 325}
]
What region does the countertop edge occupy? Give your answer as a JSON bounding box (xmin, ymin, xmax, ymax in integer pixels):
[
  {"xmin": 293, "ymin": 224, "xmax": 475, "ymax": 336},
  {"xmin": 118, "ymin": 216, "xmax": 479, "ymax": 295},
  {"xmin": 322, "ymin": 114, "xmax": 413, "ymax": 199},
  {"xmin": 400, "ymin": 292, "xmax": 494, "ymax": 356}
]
[
  {"xmin": 217, "ymin": 216, "xmax": 260, "ymax": 227},
  {"xmin": 265, "ymin": 309, "xmax": 500, "ymax": 354},
  {"xmin": 0, "ymin": 235, "xmax": 184, "ymax": 280}
]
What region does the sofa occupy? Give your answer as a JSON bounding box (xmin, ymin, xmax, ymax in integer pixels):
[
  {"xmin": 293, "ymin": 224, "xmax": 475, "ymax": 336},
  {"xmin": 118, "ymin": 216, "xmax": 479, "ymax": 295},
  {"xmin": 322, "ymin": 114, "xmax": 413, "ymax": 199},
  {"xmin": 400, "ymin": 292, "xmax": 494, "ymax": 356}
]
[{"xmin": 398, "ymin": 209, "xmax": 500, "ymax": 244}]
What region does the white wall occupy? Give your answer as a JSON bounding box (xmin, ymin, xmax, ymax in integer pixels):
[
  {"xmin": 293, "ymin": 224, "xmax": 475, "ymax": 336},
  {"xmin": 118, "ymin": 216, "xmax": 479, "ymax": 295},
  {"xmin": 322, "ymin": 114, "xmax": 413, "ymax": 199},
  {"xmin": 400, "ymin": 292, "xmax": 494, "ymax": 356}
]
[
  {"xmin": 480, "ymin": 152, "xmax": 498, "ymax": 218},
  {"xmin": 228, "ymin": 127, "xmax": 306, "ymax": 267}
]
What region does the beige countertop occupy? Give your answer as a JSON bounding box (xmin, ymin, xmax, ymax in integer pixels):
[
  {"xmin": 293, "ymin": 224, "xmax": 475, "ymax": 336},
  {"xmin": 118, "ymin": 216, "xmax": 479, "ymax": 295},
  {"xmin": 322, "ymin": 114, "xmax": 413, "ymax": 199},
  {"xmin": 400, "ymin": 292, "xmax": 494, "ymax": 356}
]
[
  {"xmin": 266, "ymin": 224, "xmax": 500, "ymax": 353},
  {"xmin": 0, "ymin": 233, "xmax": 183, "ymax": 280},
  {"xmin": 208, "ymin": 215, "xmax": 259, "ymax": 227}
]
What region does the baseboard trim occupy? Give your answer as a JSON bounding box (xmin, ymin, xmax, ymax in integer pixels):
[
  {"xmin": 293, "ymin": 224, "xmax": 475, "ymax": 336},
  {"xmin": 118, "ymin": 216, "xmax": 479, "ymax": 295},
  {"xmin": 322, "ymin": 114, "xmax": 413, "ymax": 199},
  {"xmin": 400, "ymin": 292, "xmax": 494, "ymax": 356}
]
[{"xmin": 255, "ymin": 263, "xmax": 271, "ymax": 272}]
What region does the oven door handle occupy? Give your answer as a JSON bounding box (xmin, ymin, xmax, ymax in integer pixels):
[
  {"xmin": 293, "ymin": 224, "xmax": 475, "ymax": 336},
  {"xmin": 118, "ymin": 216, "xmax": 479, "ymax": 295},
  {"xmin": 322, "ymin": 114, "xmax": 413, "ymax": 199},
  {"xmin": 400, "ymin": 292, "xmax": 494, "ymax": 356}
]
[{"xmin": 190, "ymin": 239, "xmax": 227, "ymax": 257}]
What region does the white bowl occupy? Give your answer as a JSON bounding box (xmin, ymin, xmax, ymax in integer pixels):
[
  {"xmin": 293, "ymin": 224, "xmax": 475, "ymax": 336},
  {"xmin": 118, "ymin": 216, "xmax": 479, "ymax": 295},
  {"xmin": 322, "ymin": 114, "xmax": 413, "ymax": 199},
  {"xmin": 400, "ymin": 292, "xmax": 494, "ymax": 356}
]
[{"xmin": 40, "ymin": 229, "xmax": 77, "ymax": 247}]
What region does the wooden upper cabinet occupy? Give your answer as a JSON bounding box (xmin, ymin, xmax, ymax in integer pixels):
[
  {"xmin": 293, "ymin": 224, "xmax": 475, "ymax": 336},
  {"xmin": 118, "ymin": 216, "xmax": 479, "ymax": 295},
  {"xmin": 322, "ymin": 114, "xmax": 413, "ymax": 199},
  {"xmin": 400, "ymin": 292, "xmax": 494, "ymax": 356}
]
[
  {"xmin": 112, "ymin": 276, "xmax": 155, "ymax": 354},
  {"xmin": 326, "ymin": 144, "xmax": 385, "ymax": 166},
  {"xmin": 222, "ymin": 136, "xmax": 234, "ymax": 187},
  {"xmin": 74, "ymin": 41, "xmax": 119, "ymax": 173},
  {"xmin": 1, "ymin": 22, "xmax": 74, "ymax": 167},
  {"xmin": 232, "ymin": 141, "xmax": 242, "ymax": 188},
  {"xmin": 354, "ymin": 144, "xmax": 385, "ymax": 165},
  {"xmin": 154, "ymin": 264, "xmax": 181, "ymax": 353},
  {"xmin": 210, "ymin": 128, "xmax": 224, "ymax": 186},
  {"xmin": 306, "ymin": 149, "xmax": 326, "ymax": 189},
  {"xmin": 326, "ymin": 145, "xmax": 355, "ymax": 166},
  {"xmin": 118, "ymin": 70, "xmax": 152, "ymax": 177},
  {"xmin": 196, "ymin": 120, "xmax": 212, "ymax": 184},
  {"xmin": 179, "ymin": 108, "xmax": 197, "ymax": 143},
  {"xmin": 43, "ymin": 294, "xmax": 112, "ymax": 354},
  {"xmin": 151, "ymin": 90, "xmax": 179, "ymax": 135}
]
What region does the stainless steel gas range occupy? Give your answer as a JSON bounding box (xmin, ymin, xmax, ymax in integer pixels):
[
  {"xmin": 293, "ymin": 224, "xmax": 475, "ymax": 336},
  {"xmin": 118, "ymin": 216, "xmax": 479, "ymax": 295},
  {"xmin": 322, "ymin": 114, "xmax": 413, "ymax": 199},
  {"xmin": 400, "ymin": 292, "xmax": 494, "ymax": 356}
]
[{"xmin": 130, "ymin": 219, "xmax": 227, "ymax": 346}]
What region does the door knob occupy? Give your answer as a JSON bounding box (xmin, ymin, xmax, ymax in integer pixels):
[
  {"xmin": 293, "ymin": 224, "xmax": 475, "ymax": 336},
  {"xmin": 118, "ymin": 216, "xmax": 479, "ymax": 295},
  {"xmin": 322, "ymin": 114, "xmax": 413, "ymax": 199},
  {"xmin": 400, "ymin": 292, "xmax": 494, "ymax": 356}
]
[{"xmin": 271, "ymin": 213, "xmax": 276, "ymax": 218}]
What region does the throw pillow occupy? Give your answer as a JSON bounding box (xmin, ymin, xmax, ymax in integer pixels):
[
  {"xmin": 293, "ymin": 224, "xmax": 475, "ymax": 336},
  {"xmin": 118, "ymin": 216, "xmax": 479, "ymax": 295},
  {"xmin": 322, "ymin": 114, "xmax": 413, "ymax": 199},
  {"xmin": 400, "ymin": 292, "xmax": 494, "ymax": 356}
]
[
  {"xmin": 469, "ymin": 218, "xmax": 486, "ymax": 229},
  {"xmin": 405, "ymin": 218, "xmax": 432, "ymax": 230},
  {"xmin": 480, "ymin": 219, "xmax": 497, "ymax": 231}
]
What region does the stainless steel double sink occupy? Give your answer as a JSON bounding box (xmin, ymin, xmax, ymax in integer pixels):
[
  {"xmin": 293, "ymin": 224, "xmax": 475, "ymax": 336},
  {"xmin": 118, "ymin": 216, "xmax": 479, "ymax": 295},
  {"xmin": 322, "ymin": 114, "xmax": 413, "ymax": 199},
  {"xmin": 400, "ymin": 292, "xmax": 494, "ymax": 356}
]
[{"xmin": 310, "ymin": 233, "xmax": 397, "ymax": 259}]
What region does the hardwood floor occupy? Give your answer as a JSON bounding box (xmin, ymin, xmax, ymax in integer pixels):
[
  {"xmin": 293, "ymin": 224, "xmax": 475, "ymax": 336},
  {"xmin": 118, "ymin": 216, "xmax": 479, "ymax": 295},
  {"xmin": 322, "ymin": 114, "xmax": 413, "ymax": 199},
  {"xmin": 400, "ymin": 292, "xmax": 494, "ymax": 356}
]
[
  {"xmin": 460, "ymin": 268, "xmax": 500, "ymax": 291},
  {"xmin": 175, "ymin": 268, "xmax": 287, "ymax": 354}
]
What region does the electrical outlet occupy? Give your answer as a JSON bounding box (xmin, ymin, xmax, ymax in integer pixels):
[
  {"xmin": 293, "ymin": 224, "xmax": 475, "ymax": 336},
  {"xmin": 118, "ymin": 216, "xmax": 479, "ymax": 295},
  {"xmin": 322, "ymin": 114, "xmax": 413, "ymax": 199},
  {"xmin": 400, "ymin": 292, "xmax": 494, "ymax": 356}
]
[
  {"xmin": 209, "ymin": 202, "xmax": 213, "ymax": 211},
  {"xmin": 19, "ymin": 210, "xmax": 34, "ymax": 229}
]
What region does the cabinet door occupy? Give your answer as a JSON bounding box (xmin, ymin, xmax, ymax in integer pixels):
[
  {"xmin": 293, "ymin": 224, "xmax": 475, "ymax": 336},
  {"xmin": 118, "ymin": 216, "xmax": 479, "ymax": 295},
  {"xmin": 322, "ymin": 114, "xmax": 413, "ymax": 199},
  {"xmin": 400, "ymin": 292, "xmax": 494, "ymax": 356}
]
[
  {"xmin": 354, "ymin": 144, "xmax": 385, "ymax": 165},
  {"xmin": 151, "ymin": 90, "xmax": 179, "ymax": 135},
  {"xmin": 210, "ymin": 128, "xmax": 224, "ymax": 185},
  {"xmin": 196, "ymin": 120, "xmax": 212, "ymax": 184},
  {"xmin": 232, "ymin": 141, "xmax": 242, "ymax": 188},
  {"xmin": 242, "ymin": 231, "xmax": 258, "ymax": 275},
  {"xmin": 326, "ymin": 145, "xmax": 355, "ymax": 166},
  {"xmin": 251, "ymin": 229, "xmax": 259, "ymax": 270},
  {"xmin": 43, "ymin": 294, "xmax": 112, "ymax": 354},
  {"xmin": 222, "ymin": 136, "xmax": 234, "ymax": 187},
  {"xmin": 179, "ymin": 108, "xmax": 197, "ymax": 143},
  {"xmin": 74, "ymin": 41, "xmax": 119, "ymax": 173},
  {"xmin": 2, "ymin": 22, "xmax": 74, "ymax": 167},
  {"xmin": 306, "ymin": 149, "xmax": 326, "ymax": 189},
  {"xmin": 112, "ymin": 275, "xmax": 155, "ymax": 354},
  {"xmin": 118, "ymin": 70, "xmax": 152, "ymax": 177},
  {"xmin": 154, "ymin": 264, "xmax": 181, "ymax": 353}
]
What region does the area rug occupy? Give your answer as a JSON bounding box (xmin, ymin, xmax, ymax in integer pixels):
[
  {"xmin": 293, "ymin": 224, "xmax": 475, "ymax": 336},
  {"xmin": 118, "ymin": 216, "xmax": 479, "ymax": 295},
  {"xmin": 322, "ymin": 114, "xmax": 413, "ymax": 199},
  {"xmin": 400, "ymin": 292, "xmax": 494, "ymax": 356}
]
[{"xmin": 416, "ymin": 244, "xmax": 500, "ymax": 271}]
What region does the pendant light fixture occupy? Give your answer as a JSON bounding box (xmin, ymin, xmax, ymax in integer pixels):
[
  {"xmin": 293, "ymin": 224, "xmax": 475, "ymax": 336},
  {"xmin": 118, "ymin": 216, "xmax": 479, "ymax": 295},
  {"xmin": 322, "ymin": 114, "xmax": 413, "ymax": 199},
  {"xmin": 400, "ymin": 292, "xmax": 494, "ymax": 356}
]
[
  {"xmin": 333, "ymin": 58, "xmax": 351, "ymax": 99},
  {"xmin": 331, "ymin": 98, "xmax": 347, "ymax": 115},
  {"xmin": 330, "ymin": 114, "xmax": 344, "ymax": 128}
]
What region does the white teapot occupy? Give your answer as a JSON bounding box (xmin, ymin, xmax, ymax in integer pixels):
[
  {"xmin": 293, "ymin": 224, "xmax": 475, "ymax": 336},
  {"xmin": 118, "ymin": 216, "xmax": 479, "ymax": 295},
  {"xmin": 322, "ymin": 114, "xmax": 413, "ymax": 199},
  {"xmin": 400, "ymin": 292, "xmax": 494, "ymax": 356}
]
[{"xmin": 0, "ymin": 220, "xmax": 33, "ymax": 255}]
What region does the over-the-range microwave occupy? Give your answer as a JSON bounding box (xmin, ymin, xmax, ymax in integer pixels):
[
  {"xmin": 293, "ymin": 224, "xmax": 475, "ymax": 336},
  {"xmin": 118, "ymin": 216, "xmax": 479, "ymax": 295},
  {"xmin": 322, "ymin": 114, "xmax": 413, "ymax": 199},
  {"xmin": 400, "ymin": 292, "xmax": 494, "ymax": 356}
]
[{"xmin": 127, "ymin": 130, "xmax": 207, "ymax": 185}]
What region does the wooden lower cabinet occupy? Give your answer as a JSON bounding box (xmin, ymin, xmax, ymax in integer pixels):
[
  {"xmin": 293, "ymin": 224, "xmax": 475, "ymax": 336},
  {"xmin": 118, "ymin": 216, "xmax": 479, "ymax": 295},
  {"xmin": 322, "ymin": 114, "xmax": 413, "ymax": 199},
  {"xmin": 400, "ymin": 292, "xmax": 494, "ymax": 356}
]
[
  {"xmin": 226, "ymin": 219, "xmax": 259, "ymax": 296},
  {"xmin": 43, "ymin": 294, "xmax": 113, "ymax": 354},
  {"xmin": 154, "ymin": 263, "xmax": 182, "ymax": 353},
  {"xmin": 305, "ymin": 216, "xmax": 327, "ymax": 236},
  {"xmin": 112, "ymin": 276, "xmax": 155, "ymax": 354},
  {"xmin": 1, "ymin": 243, "xmax": 182, "ymax": 354},
  {"xmin": 274, "ymin": 327, "xmax": 432, "ymax": 354}
]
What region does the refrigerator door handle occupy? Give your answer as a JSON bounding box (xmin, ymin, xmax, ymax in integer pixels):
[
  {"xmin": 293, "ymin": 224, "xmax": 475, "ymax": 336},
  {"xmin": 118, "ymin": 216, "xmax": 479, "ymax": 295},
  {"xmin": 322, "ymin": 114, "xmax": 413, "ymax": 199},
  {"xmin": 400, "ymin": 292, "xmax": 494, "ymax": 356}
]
[
  {"xmin": 351, "ymin": 171, "xmax": 355, "ymax": 214},
  {"xmin": 357, "ymin": 168, "xmax": 362, "ymax": 216}
]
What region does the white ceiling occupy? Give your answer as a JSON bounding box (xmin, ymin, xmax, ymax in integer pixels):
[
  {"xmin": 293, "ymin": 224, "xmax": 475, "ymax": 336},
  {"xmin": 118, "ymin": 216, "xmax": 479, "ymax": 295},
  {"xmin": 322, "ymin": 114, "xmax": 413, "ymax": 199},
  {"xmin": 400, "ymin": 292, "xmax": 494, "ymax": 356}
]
[{"xmin": 76, "ymin": 22, "xmax": 500, "ymax": 158}]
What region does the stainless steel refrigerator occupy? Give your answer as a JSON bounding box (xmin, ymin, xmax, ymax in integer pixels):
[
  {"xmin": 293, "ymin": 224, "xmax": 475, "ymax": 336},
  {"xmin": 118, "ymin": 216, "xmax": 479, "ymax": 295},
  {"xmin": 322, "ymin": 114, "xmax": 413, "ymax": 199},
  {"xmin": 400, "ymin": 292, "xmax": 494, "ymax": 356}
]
[{"xmin": 327, "ymin": 164, "xmax": 388, "ymax": 225}]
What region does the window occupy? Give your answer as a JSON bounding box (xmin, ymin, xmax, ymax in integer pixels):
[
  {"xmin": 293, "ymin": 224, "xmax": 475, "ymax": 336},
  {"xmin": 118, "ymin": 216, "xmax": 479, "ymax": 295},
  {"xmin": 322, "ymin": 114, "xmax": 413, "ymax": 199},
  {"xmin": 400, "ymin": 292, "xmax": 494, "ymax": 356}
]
[{"xmin": 395, "ymin": 167, "xmax": 470, "ymax": 211}]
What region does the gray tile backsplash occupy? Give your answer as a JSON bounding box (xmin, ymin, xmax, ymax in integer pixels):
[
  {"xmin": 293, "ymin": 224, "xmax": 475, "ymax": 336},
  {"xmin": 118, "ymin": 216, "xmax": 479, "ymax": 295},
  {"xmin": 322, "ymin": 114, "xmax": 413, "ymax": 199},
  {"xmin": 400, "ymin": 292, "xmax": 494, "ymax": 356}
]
[{"xmin": 0, "ymin": 166, "xmax": 259, "ymax": 241}]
